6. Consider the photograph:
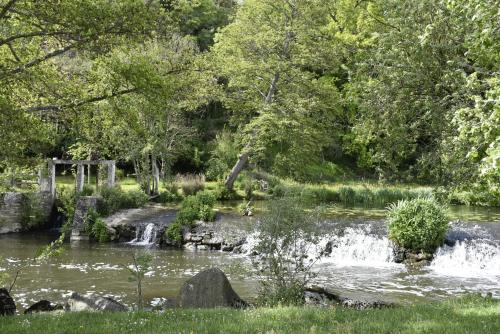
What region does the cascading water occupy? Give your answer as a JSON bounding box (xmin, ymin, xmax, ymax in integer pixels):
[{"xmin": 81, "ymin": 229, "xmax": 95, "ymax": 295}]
[
  {"xmin": 321, "ymin": 227, "xmax": 396, "ymax": 267},
  {"xmin": 128, "ymin": 223, "xmax": 157, "ymax": 246},
  {"xmin": 429, "ymin": 240, "xmax": 500, "ymax": 278}
]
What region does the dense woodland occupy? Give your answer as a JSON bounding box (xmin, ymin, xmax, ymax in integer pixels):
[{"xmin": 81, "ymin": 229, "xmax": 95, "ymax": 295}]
[{"xmin": 1, "ymin": 0, "xmax": 498, "ymax": 204}]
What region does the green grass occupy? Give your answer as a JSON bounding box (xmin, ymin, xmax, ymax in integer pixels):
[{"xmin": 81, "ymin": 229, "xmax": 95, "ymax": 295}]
[{"xmin": 1, "ymin": 297, "xmax": 498, "ymax": 334}]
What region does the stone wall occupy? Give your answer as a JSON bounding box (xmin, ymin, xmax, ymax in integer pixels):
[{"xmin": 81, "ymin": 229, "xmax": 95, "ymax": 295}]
[{"xmin": 0, "ymin": 192, "xmax": 53, "ymax": 234}]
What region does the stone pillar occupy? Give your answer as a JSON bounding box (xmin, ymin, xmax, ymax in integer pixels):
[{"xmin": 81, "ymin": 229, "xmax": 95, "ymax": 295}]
[
  {"xmin": 47, "ymin": 160, "xmax": 56, "ymax": 198},
  {"xmin": 76, "ymin": 164, "xmax": 85, "ymax": 193},
  {"xmin": 107, "ymin": 162, "xmax": 116, "ymax": 188}
]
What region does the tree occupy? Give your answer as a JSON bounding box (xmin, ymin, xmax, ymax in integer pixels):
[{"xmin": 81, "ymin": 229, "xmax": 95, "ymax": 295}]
[
  {"xmin": 70, "ymin": 36, "xmax": 215, "ymax": 194},
  {"xmin": 0, "ymin": 0, "xmax": 161, "ymax": 167},
  {"xmin": 124, "ymin": 252, "xmax": 153, "ymax": 310},
  {"xmin": 212, "ymin": 0, "xmax": 343, "ymax": 188}
]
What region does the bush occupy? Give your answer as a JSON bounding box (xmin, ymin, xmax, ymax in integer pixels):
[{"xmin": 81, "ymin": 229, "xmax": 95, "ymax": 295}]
[
  {"xmin": 387, "ymin": 198, "xmax": 448, "ymax": 252},
  {"xmin": 213, "ymin": 182, "xmax": 238, "ymax": 200},
  {"xmin": 84, "ymin": 209, "xmax": 109, "ymax": 243},
  {"xmin": 165, "ymin": 221, "xmax": 183, "ymax": 244},
  {"xmin": 253, "ymin": 198, "xmax": 324, "ymax": 306},
  {"xmin": 156, "ymin": 190, "xmax": 180, "ymax": 203},
  {"xmin": 98, "ymin": 187, "xmax": 149, "ymax": 216},
  {"xmin": 175, "ymin": 174, "xmax": 205, "ymax": 196},
  {"xmin": 164, "ymin": 190, "xmax": 217, "ymax": 243}
]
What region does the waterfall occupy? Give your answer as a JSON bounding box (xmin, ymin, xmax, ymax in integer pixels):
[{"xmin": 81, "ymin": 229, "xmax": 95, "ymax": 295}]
[
  {"xmin": 429, "ymin": 240, "xmax": 500, "ymax": 278},
  {"xmin": 240, "ymin": 226, "xmax": 396, "ymax": 267},
  {"xmin": 321, "ymin": 227, "xmax": 396, "ymax": 267},
  {"xmin": 128, "ymin": 223, "xmax": 157, "ymax": 246}
]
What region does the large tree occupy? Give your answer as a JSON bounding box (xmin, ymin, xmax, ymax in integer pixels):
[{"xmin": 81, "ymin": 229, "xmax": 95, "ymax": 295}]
[{"xmin": 212, "ymin": 0, "xmax": 345, "ymax": 188}]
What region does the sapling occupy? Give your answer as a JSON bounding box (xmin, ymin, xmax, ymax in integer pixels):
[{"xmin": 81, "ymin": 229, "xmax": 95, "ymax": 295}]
[{"xmin": 124, "ymin": 252, "xmax": 153, "ymax": 310}]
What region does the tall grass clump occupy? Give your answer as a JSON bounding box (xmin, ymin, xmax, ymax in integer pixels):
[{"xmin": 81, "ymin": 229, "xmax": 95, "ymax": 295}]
[
  {"xmin": 387, "ymin": 198, "xmax": 448, "ymax": 253},
  {"xmin": 175, "ymin": 174, "xmax": 205, "ymax": 196}
]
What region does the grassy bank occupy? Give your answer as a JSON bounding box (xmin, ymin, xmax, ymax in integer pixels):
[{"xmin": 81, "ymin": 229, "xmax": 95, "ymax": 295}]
[{"xmin": 1, "ymin": 297, "xmax": 498, "ymax": 334}]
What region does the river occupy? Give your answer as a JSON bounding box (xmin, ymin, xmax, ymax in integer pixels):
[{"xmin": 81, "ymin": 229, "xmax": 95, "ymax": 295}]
[{"xmin": 0, "ymin": 204, "xmax": 498, "ymax": 310}]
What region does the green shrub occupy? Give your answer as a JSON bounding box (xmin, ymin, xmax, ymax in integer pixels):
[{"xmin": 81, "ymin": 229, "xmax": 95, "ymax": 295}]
[
  {"xmin": 253, "ymin": 198, "xmax": 324, "ymax": 306},
  {"xmin": 156, "ymin": 190, "xmax": 180, "ymax": 203},
  {"xmin": 213, "ymin": 182, "xmax": 238, "ymax": 200},
  {"xmin": 80, "ymin": 184, "xmax": 94, "ymax": 196},
  {"xmin": 387, "ymin": 198, "xmax": 448, "ymax": 252},
  {"xmin": 84, "ymin": 209, "xmax": 109, "ymax": 243},
  {"xmin": 98, "ymin": 187, "xmax": 148, "ymax": 216},
  {"xmin": 164, "ymin": 190, "xmax": 217, "ymax": 244},
  {"xmin": 165, "ymin": 221, "xmax": 183, "ymax": 244}
]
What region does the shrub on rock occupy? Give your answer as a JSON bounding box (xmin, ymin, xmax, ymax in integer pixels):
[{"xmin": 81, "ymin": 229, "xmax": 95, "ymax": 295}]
[{"xmin": 387, "ymin": 198, "xmax": 448, "ymax": 253}]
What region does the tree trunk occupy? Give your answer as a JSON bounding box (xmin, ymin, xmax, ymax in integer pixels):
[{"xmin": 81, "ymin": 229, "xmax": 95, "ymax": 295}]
[
  {"xmin": 224, "ymin": 152, "xmax": 249, "ymax": 190},
  {"xmin": 152, "ymin": 156, "xmax": 159, "ymax": 195}
]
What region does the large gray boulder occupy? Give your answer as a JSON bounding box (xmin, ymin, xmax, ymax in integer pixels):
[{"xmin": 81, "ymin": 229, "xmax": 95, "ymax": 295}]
[
  {"xmin": 65, "ymin": 292, "xmax": 128, "ymax": 312},
  {"xmin": 179, "ymin": 268, "xmax": 247, "ymax": 308},
  {"xmin": 0, "ymin": 288, "xmax": 16, "ymax": 316}
]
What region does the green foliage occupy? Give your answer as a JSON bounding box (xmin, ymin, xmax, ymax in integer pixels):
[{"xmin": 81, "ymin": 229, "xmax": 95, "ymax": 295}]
[
  {"xmin": 206, "ymin": 130, "xmax": 239, "ymax": 181},
  {"xmin": 156, "ymin": 190, "xmax": 181, "ymax": 203},
  {"xmin": 98, "ymin": 187, "xmax": 149, "ymax": 216},
  {"xmin": 253, "ymin": 198, "xmax": 324, "ymax": 306},
  {"xmin": 84, "ymin": 209, "xmax": 109, "ymax": 243},
  {"xmin": 213, "ymin": 182, "xmax": 238, "ymax": 200},
  {"xmin": 123, "ymin": 252, "xmax": 153, "ymax": 310},
  {"xmin": 20, "ymin": 193, "xmax": 46, "ymax": 230},
  {"xmin": 165, "ymin": 221, "xmax": 184, "ymax": 244},
  {"xmin": 388, "ymin": 198, "xmax": 449, "ymax": 252},
  {"xmin": 55, "ymin": 187, "xmax": 77, "ymax": 222},
  {"xmin": 165, "ymin": 190, "xmax": 217, "ymax": 242}
]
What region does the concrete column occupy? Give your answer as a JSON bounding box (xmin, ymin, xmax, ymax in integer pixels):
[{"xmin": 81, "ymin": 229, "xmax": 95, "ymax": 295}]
[
  {"xmin": 107, "ymin": 162, "xmax": 116, "ymax": 188},
  {"xmin": 48, "ymin": 160, "xmax": 56, "ymax": 197},
  {"xmin": 76, "ymin": 164, "xmax": 85, "ymax": 193}
]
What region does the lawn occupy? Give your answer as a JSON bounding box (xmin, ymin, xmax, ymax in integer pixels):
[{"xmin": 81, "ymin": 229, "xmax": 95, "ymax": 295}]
[{"xmin": 1, "ymin": 296, "xmax": 498, "ymax": 334}]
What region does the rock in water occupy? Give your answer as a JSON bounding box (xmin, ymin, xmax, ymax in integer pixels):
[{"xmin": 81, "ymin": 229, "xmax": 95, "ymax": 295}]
[
  {"xmin": 0, "ymin": 288, "xmax": 16, "ymax": 316},
  {"xmin": 66, "ymin": 292, "xmax": 127, "ymax": 312},
  {"xmin": 24, "ymin": 300, "xmax": 63, "ymax": 314},
  {"xmin": 179, "ymin": 268, "xmax": 247, "ymax": 308}
]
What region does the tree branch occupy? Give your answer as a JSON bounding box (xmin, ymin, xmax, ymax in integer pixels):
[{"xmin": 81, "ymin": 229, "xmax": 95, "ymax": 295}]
[
  {"xmin": 25, "ymin": 87, "xmax": 139, "ymax": 113},
  {"xmin": 0, "ymin": 30, "xmax": 71, "ymax": 46}
]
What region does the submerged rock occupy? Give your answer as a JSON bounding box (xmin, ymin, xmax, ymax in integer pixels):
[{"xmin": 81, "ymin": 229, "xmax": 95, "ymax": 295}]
[
  {"xmin": 179, "ymin": 268, "xmax": 247, "ymax": 308},
  {"xmin": 0, "ymin": 288, "xmax": 16, "ymax": 316},
  {"xmin": 24, "ymin": 300, "xmax": 63, "ymax": 314},
  {"xmin": 304, "ymin": 286, "xmax": 394, "ymax": 309},
  {"xmin": 65, "ymin": 292, "xmax": 128, "ymax": 312}
]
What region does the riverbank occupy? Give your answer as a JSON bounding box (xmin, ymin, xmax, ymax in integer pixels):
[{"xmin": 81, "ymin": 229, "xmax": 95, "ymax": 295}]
[{"xmin": 1, "ymin": 296, "xmax": 498, "ymax": 334}]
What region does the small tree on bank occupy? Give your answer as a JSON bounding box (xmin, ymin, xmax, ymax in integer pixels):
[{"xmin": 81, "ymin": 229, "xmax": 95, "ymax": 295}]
[
  {"xmin": 252, "ymin": 198, "xmax": 325, "ymax": 306},
  {"xmin": 124, "ymin": 252, "xmax": 153, "ymax": 310}
]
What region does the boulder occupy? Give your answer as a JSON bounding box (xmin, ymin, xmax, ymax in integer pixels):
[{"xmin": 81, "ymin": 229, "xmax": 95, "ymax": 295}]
[
  {"xmin": 179, "ymin": 268, "xmax": 247, "ymax": 308},
  {"xmin": 0, "ymin": 288, "xmax": 16, "ymax": 316},
  {"xmin": 65, "ymin": 292, "xmax": 127, "ymax": 312},
  {"xmin": 24, "ymin": 300, "xmax": 63, "ymax": 314},
  {"xmin": 304, "ymin": 286, "xmax": 394, "ymax": 309}
]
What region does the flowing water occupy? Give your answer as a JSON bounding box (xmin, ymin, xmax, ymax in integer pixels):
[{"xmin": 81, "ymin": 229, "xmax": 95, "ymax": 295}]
[{"xmin": 0, "ymin": 205, "xmax": 499, "ymax": 310}]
